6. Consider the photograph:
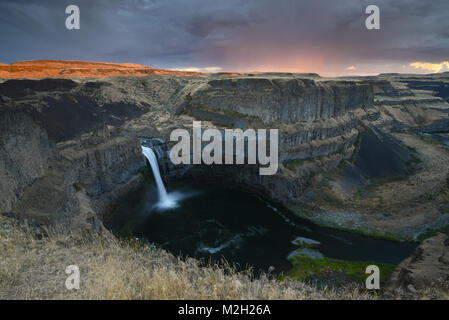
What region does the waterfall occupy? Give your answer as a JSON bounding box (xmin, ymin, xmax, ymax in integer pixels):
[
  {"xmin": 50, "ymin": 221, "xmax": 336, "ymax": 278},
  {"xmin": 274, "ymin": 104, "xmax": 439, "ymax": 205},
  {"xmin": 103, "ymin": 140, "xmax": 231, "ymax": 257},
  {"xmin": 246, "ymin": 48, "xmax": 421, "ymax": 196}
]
[{"xmin": 142, "ymin": 146, "xmax": 177, "ymax": 209}]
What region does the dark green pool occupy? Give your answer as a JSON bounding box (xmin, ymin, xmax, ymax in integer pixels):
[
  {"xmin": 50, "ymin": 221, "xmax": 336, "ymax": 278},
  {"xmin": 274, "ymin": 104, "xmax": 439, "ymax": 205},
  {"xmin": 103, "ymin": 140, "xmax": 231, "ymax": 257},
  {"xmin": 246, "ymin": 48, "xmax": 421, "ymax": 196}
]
[{"xmin": 106, "ymin": 183, "xmax": 417, "ymax": 275}]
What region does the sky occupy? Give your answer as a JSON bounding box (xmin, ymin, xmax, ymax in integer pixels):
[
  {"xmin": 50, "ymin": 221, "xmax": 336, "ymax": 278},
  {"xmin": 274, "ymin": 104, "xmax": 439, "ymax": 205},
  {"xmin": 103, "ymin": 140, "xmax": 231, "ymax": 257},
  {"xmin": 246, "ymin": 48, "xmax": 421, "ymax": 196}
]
[{"xmin": 0, "ymin": 0, "xmax": 448, "ymax": 76}]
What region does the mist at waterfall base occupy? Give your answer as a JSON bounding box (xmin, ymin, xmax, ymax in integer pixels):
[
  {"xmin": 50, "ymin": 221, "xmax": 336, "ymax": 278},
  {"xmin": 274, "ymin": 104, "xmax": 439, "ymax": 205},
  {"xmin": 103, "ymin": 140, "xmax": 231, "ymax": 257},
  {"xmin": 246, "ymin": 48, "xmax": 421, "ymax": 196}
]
[{"xmin": 107, "ymin": 151, "xmax": 417, "ymax": 274}]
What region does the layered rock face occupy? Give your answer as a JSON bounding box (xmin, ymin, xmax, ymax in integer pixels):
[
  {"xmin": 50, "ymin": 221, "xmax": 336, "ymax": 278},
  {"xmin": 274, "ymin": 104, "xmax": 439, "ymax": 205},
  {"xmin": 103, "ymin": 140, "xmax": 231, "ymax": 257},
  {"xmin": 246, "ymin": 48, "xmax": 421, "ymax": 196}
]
[
  {"xmin": 0, "ymin": 108, "xmax": 51, "ymax": 213},
  {"xmin": 0, "ymin": 76, "xmax": 154, "ymax": 228},
  {"xmin": 278, "ymin": 115, "xmax": 359, "ymax": 163},
  {"xmin": 191, "ymin": 77, "xmax": 373, "ymax": 124},
  {"xmin": 168, "ymin": 76, "xmax": 372, "ymax": 201},
  {"xmin": 373, "ymin": 74, "xmax": 449, "ymax": 132},
  {"xmin": 0, "ymin": 95, "xmax": 146, "ymax": 230},
  {"xmin": 13, "ymin": 129, "xmax": 145, "ymax": 229}
]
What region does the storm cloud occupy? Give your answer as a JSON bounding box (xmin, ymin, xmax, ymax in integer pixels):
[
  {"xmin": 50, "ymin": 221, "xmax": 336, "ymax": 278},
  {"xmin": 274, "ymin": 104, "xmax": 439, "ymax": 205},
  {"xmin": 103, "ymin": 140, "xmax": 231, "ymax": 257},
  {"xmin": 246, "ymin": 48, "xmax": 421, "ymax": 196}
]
[{"xmin": 0, "ymin": 0, "xmax": 448, "ymax": 75}]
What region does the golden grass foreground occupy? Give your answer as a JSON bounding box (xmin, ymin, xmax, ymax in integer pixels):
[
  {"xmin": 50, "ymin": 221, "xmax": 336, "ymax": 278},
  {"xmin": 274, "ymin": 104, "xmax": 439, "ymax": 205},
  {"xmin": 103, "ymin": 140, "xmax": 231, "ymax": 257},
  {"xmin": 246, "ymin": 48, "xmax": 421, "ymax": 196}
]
[{"xmin": 0, "ymin": 214, "xmax": 447, "ymax": 300}]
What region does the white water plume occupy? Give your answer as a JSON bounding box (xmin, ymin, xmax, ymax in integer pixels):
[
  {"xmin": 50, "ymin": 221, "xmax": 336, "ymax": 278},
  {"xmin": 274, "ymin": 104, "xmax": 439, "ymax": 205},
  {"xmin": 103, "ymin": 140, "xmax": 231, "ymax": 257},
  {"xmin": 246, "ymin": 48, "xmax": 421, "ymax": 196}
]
[{"xmin": 142, "ymin": 146, "xmax": 178, "ymax": 209}]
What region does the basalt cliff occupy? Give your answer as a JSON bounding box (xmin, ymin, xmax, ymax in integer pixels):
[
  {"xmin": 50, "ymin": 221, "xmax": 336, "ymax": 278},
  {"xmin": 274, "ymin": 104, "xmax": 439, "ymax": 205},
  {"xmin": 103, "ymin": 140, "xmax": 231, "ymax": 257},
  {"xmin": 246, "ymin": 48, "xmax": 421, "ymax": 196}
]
[
  {"xmin": 1, "ymin": 62, "xmax": 449, "ymax": 233},
  {"xmin": 1, "ymin": 61, "xmax": 449, "ymax": 290}
]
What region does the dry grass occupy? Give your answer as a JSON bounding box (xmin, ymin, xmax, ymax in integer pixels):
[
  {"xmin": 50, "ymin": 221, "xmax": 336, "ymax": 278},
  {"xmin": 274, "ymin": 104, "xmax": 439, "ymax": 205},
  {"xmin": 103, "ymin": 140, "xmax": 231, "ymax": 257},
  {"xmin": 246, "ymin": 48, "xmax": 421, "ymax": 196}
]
[{"xmin": 0, "ymin": 215, "xmax": 446, "ymax": 300}]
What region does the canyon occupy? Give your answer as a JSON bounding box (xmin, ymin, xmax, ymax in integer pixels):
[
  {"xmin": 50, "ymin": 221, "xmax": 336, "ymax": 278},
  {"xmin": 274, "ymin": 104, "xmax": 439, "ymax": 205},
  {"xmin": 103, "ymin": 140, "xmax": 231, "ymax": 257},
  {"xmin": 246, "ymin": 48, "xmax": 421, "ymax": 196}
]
[{"xmin": 1, "ymin": 60, "xmax": 449, "ymax": 292}]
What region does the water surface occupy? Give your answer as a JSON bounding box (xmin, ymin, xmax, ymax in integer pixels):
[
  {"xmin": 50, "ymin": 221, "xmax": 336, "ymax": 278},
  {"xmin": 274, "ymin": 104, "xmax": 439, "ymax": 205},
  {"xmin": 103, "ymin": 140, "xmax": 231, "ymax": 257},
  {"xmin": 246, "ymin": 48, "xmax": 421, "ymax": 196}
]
[{"xmin": 107, "ymin": 183, "xmax": 417, "ymax": 274}]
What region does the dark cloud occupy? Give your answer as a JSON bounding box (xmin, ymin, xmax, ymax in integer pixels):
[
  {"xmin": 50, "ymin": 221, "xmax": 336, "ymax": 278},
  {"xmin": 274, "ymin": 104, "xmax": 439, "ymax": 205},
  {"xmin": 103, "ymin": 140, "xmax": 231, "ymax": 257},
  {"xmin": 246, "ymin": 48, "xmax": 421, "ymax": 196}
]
[{"xmin": 0, "ymin": 0, "xmax": 448, "ymax": 74}]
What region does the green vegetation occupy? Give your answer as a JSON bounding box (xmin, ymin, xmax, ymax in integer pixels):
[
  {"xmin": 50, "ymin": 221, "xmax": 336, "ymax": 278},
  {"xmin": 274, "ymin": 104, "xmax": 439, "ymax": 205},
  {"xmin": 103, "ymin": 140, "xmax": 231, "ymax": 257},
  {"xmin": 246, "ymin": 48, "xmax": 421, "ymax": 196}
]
[
  {"xmin": 355, "ymin": 176, "xmax": 406, "ymax": 198},
  {"xmin": 283, "ymin": 158, "xmax": 308, "ymax": 169},
  {"xmin": 194, "ymin": 102, "xmax": 209, "ymax": 111},
  {"xmin": 194, "ymin": 102, "xmax": 245, "ymax": 119},
  {"xmin": 189, "ymin": 103, "xmax": 238, "ymax": 128},
  {"xmin": 335, "ymin": 225, "xmax": 406, "ymax": 242},
  {"xmin": 292, "ymin": 239, "xmax": 319, "ymax": 250},
  {"xmin": 222, "ymin": 109, "xmax": 243, "ymax": 118},
  {"xmin": 284, "ymin": 254, "xmax": 395, "ymax": 285},
  {"xmin": 414, "ymin": 131, "xmax": 449, "ymax": 149},
  {"xmin": 288, "ymin": 205, "xmax": 408, "ymax": 242},
  {"xmin": 419, "ymin": 133, "xmax": 441, "ymax": 145},
  {"xmin": 417, "ymin": 226, "xmax": 449, "ymax": 242}
]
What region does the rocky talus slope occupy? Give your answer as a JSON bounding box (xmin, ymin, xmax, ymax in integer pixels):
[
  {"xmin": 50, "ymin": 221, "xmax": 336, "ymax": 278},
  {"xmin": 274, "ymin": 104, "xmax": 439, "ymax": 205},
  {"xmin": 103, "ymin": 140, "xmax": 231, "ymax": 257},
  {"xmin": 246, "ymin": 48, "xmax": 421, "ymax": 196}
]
[{"xmin": 387, "ymin": 231, "xmax": 449, "ymax": 295}]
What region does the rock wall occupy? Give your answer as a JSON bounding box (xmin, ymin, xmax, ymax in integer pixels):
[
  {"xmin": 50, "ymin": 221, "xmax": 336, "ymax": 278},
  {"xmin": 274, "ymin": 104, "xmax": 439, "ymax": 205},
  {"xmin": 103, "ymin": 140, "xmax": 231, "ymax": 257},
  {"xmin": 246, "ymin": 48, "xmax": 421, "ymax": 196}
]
[
  {"xmin": 0, "ymin": 92, "xmax": 147, "ymax": 228},
  {"xmin": 191, "ymin": 77, "xmax": 373, "ymax": 124},
  {"xmin": 0, "ymin": 108, "xmax": 51, "ymax": 213},
  {"xmin": 13, "ymin": 132, "xmax": 145, "ymax": 228},
  {"xmin": 279, "ymin": 115, "xmax": 358, "ymax": 147},
  {"xmin": 60, "ymin": 136, "xmax": 145, "ymax": 197},
  {"xmin": 157, "ymin": 76, "xmax": 375, "ymax": 203},
  {"xmin": 173, "ymin": 150, "xmax": 346, "ymax": 203}
]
